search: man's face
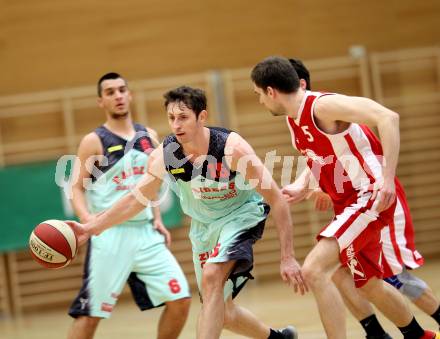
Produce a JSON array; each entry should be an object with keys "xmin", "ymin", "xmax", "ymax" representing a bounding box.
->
[
  {"xmin": 253, "ymin": 84, "xmax": 285, "ymax": 116},
  {"xmin": 167, "ymin": 102, "xmax": 204, "ymax": 144},
  {"xmin": 98, "ymin": 78, "xmax": 132, "ymax": 118}
]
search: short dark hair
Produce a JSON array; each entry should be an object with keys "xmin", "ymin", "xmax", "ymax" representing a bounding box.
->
[
  {"xmin": 289, "ymin": 58, "xmax": 311, "ymax": 90},
  {"xmin": 163, "ymin": 86, "xmax": 207, "ymax": 118},
  {"xmin": 251, "ymin": 56, "xmax": 300, "ymax": 94},
  {"xmin": 97, "ymin": 72, "xmax": 126, "ymax": 97}
]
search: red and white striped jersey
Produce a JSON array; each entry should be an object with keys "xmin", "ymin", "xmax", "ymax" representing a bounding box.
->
[
  {"xmin": 286, "ymin": 91, "xmax": 424, "ymax": 275},
  {"xmin": 286, "ymin": 91, "xmax": 386, "ymax": 214}
]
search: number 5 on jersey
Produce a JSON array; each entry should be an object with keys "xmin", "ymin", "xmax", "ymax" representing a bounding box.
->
[{"xmin": 302, "ymin": 126, "xmax": 314, "ymax": 142}]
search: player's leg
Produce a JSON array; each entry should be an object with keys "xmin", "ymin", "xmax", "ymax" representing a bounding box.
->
[
  {"xmin": 130, "ymin": 242, "xmax": 191, "ymax": 339},
  {"xmin": 412, "ymin": 286, "xmax": 439, "ymax": 316},
  {"xmin": 335, "ymin": 272, "xmax": 439, "ymax": 339},
  {"xmin": 68, "ymin": 231, "xmax": 134, "ymax": 339},
  {"xmin": 413, "ymin": 289, "xmax": 440, "ymax": 327},
  {"xmin": 197, "ymin": 265, "xmax": 297, "ymax": 339},
  {"xmin": 67, "ymin": 317, "xmax": 100, "ymax": 339},
  {"xmin": 333, "ymin": 267, "xmax": 391, "ymax": 339},
  {"xmin": 194, "ymin": 234, "xmax": 274, "ymax": 338},
  {"xmin": 359, "ymin": 276, "xmax": 430, "ymax": 337},
  {"xmin": 340, "ymin": 227, "xmax": 438, "ymax": 338},
  {"xmin": 223, "ymin": 297, "xmax": 269, "ymax": 337},
  {"xmin": 198, "ymin": 260, "xmax": 236, "ymax": 339},
  {"xmin": 385, "ymin": 270, "xmax": 440, "ymax": 328},
  {"xmin": 332, "ymin": 267, "xmax": 374, "ymax": 320},
  {"xmin": 303, "ymin": 192, "xmax": 390, "ymax": 339},
  {"xmin": 157, "ymin": 298, "xmax": 191, "ymax": 339},
  {"xmin": 301, "ymin": 237, "xmax": 347, "ymax": 339},
  {"xmin": 68, "ymin": 242, "xmax": 100, "ymax": 339},
  {"xmin": 193, "ymin": 204, "xmax": 296, "ymax": 338},
  {"xmin": 223, "ymin": 297, "xmax": 297, "ymax": 339},
  {"xmin": 382, "ymin": 189, "xmax": 440, "ymax": 329}
]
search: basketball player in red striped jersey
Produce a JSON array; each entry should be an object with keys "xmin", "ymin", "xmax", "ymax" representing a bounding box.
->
[
  {"xmin": 287, "ymin": 58, "xmax": 440, "ymax": 339},
  {"xmin": 251, "ymin": 56, "xmax": 439, "ymax": 339}
]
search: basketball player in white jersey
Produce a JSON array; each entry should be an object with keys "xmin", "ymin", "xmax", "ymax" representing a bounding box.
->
[{"xmin": 251, "ymin": 56, "xmax": 439, "ymax": 339}]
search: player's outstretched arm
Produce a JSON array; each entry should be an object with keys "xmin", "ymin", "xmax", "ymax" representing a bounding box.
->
[
  {"xmin": 225, "ymin": 132, "xmax": 308, "ymax": 294},
  {"xmin": 69, "ymin": 146, "xmax": 167, "ymax": 244},
  {"xmin": 315, "ymin": 94, "xmax": 400, "ymax": 211}
]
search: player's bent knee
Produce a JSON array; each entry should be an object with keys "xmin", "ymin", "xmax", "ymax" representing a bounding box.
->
[
  {"xmin": 302, "ymin": 244, "xmax": 338, "ymax": 288},
  {"xmin": 301, "ymin": 257, "xmax": 331, "ymax": 288},
  {"xmin": 384, "ymin": 271, "xmax": 427, "ymax": 300},
  {"xmin": 301, "ymin": 262, "xmax": 325, "ymax": 288},
  {"xmin": 166, "ymin": 297, "xmax": 191, "ymax": 313},
  {"xmin": 201, "ymin": 265, "xmax": 226, "ymax": 292}
]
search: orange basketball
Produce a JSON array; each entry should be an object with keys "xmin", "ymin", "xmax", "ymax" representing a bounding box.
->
[{"xmin": 29, "ymin": 220, "xmax": 78, "ymax": 269}]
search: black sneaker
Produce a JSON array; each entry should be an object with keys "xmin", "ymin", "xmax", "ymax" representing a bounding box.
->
[
  {"xmin": 366, "ymin": 333, "xmax": 392, "ymax": 339},
  {"xmin": 278, "ymin": 325, "xmax": 298, "ymax": 339}
]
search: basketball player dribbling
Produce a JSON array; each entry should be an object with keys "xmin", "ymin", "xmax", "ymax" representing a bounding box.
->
[{"xmin": 68, "ymin": 86, "xmax": 307, "ymax": 339}]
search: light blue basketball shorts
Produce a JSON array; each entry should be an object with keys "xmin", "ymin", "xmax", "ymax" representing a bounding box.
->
[
  {"xmin": 190, "ymin": 204, "xmax": 269, "ymax": 301},
  {"xmin": 69, "ymin": 222, "xmax": 190, "ymax": 318}
]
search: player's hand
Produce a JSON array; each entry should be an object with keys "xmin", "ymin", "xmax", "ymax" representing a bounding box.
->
[
  {"xmin": 371, "ymin": 179, "xmax": 396, "ymax": 212},
  {"xmin": 65, "ymin": 220, "xmax": 91, "ymax": 246},
  {"xmin": 280, "ymin": 257, "xmax": 308, "ymax": 295},
  {"xmin": 310, "ymin": 190, "xmax": 333, "ymax": 211},
  {"xmin": 281, "ymin": 184, "xmax": 308, "ymax": 204},
  {"xmin": 154, "ymin": 219, "xmax": 171, "ymax": 247}
]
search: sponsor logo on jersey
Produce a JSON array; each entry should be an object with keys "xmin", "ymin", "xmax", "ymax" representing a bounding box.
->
[
  {"xmin": 346, "ymin": 244, "xmax": 366, "ymax": 281},
  {"xmin": 112, "ymin": 166, "xmax": 146, "ymax": 185},
  {"xmin": 171, "ymin": 168, "xmax": 185, "ymax": 174},
  {"xmin": 301, "ymin": 148, "xmax": 328, "ymax": 165},
  {"xmin": 191, "ymin": 182, "xmax": 238, "ymax": 200},
  {"xmin": 108, "ymin": 145, "xmax": 123, "ymax": 153}
]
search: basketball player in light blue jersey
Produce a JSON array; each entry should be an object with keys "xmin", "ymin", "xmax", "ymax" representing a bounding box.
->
[
  {"xmin": 68, "ymin": 86, "xmax": 307, "ymax": 339},
  {"xmin": 67, "ymin": 73, "xmax": 191, "ymax": 339}
]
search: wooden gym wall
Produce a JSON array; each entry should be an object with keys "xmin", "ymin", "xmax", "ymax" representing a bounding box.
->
[
  {"xmin": 1, "ymin": 0, "xmax": 440, "ymax": 95},
  {"xmin": 1, "ymin": 47, "xmax": 439, "ymax": 314}
]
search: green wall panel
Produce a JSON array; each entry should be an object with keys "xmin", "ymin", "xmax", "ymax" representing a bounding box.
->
[{"xmin": 0, "ymin": 161, "xmax": 183, "ymax": 252}]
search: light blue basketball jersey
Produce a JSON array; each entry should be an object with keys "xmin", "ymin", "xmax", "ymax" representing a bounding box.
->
[
  {"xmin": 86, "ymin": 124, "xmax": 163, "ymax": 245},
  {"xmin": 163, "ymin": 127, "xmax": 268, "ymax": 300},
  {"xmin": 163, "ymin": 127, "xmax": 267, "ymax": 240}
]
